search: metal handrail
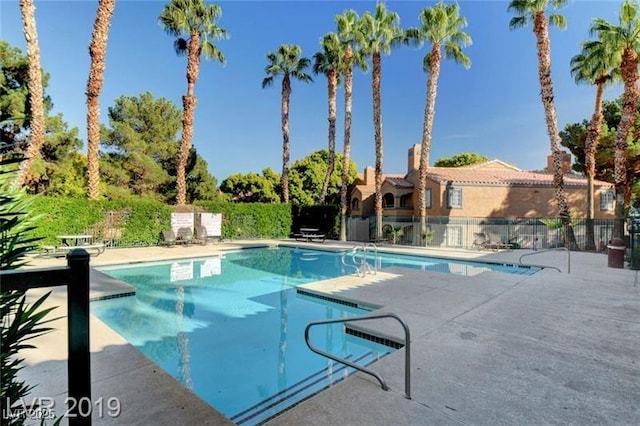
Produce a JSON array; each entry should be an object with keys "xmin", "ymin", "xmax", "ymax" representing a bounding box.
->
[
  {"xmin": 304, "ymin": 312, "xmax": 411, "ymax": 399},
  {"xmin": 364, "ymin": 243, "xmax": 378, "ymax": 275},
  {"xmin": 519, "ymin": 247, "xmax": 570, "ymax": 273},
  {"xmin": 340, "ymin": 245, "xmax": 362, "ymax": 276}
]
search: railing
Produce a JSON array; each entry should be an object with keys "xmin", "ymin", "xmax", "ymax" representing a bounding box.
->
[
  {"xmin": 519, "ymin": 247, "xmax": 570, "ymax": 273},
  {"xmin": 304, "ymin": 312, "xmax": 411, "ymax": 399},
  {"xmin": 0, "ymin": 249, "xmax": 92, "ymax": 425},
  {"xmin": 341, "ymin": 243, "xmax": 379, "ymax": 277}
]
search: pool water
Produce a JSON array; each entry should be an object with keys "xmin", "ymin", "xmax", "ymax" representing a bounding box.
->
[{"xmin": 94, "ymin": 249, "xmax": 393, "ymax": 425}]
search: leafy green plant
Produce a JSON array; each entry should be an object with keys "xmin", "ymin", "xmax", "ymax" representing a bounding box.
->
[{"xmin": 1, "ymin": 156, "xmax": 59, "ymax": 425}]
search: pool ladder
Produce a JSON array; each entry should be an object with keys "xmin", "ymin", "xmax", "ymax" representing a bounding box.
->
[
  {"xmin": 304, "ymin": 312, "xmax": 411, "ymax": 399},
  {"xmin": 341, "ymin": 243, "xmax": 380, "ymax": 277}
]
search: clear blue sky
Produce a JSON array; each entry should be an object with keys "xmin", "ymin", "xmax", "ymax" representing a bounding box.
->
[{"xmin": 0, "ymin": 0, "xmax": 624, "ymax": 181}]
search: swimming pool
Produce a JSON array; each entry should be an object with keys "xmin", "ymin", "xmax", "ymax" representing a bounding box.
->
[
  {"xmin": 94, "ymin": 249, "xmax": 394, "ymax": 425},
  {"xmin": 93, "ymin": 247, "xmax": 537, "ymax": 423}
]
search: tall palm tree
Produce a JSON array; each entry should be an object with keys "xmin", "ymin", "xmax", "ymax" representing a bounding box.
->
[
  {"xmin": 570, "ymin": 38, "xmax": 620, "ymax": 250},
  {"xmin": 159, "ymin": 0, "xmax": 227, "ymax": 206},
  {"xmin": 508, "ymin": 0, "xmax": 578, "ymax": 250},
  {"xmin": 590, "ymin": 0, "xmax": 640, "ymax": 238},
  {"xmin": 313, "ymin": 32, "xmax": 342, "ymax": 204},
  {"xmin": 15, "ymin": 0, "xmax": 45, "ymax": 188},
  {"xmin": 262, "ymin": 44, "xmax": 313, "ymax": 204},
  {"xmin": 360, "ymin": 2, "xmax": 404, "ymax": 241},
  {"xmin": 86, "ymin": 0, "xmax": 116, "ymax": 200},
  {"xmin": 336, "ymin": 10, "xmax": 367, "ymax": 241},
  {"xmin": 406, "ymin": 1, "xmax": 471, "ymax": 241}
]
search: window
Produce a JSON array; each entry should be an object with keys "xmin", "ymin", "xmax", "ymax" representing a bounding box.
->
[
  {"xmin": 399, "ymin": 194, "xmax": 410, "ymax": 208},
  {"xmin": 383, "ymin": 193, "xmax": 395, "ymax": 208},
  {"xmin": 351, "ymin": 197, "xmax": 360, "ymax": 210},
  {"xmin": 425, "ymin": 188, "xmax": 432, "ymax": 209},
  {"xmin": 600, "ymin": 190, "xmax": 614, "ymax": 211},
  {"xmin": 447, "ymin": 188, "xmax": 463, "ymax": 209}
]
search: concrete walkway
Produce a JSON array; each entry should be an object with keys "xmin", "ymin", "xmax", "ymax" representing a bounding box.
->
[{"xmin": 14, "ymin": 242, "xmax": 640, "ymax": 425}]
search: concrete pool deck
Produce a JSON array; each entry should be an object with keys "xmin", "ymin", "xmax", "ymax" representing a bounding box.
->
[{"xmin": 14, "ymin": 240, "xmax": 640, "ymax": 425}]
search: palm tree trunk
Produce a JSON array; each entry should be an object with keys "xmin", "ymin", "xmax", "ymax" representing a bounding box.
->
[
  {"xmin": 584, "ymin": 81, "xmax": 605, "ymax": 251},
  {"xmin": 340, "ymin": 47, "xmax": 354, "ymax": 241},
  {"xmin": 281, "ymin": 75, "xmax": 291, "ymax": 204},
  {"xmin": 85, "ymin": 0, "xmax": 115, "ymax": 200},
  {"xmin": 612, "ymin": 47, "xmax": 639, "ymax": 238},
  {"xmin": 176, "ymin": 32, "xmax": 201, "ymax": 206},
  {"xmin": 418, "ymin": 45, "xmax": 441, "ymax": 240},
  {"xmin": 372, "ymin": 51, "xmax": 384, "ymax": 241},
  {"xmin": 320, "ymin": 68, "xmax": 338, "ymax": 203},
  {"xmin": 15, "ymin": 0, "xmax": 46, "ymax": 189},
  {"xmin": 533, "ymin": 12, "xmax": 577, "ymax": 250}
]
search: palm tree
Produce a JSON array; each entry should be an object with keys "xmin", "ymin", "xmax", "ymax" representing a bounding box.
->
[
  {"xmin": 590, "ymin": 0, "xmax": 640, "ymax": 238},
  {"xmin": 406, "ymin": 1, "xmax": 471, "ymax": 241},
  {"xmin": 360, "ymin": 2, "xmax": 404, "ymax": 241},
  {"xmin": 508, "ymin": 0, "xmax": 578, "ymax": 250},
  {"xmin": 336, "ymin": 10, "xmax": 367, "ymax": 241},
  {"xmin": 15, "ymin": 0, "xmax": 45, "ymax": 188},
  {"xmin": 313, "ymin": 32, "xmax": 342, "ymax": 203},
  {"xmin": 570, "ymin": 38, "xmax": 620, "ymax": 250},
  {"xmin": 262, "ymin": 44, "xmax": 313, "ymax": 204},
  {"xmin": 86, "ymin": 0, "xmax": 116, "ymax": 200},
  {"xmin": 159, "ymin": 0, "xmax": 227, "ymax": 206}
]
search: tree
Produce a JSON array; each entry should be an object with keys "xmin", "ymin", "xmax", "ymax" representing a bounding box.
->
[
  {"xmin": 15, "ymin": 0, "xmax": 46, "ymax": 188},
  {"xmin": 289, "ymin": 149, "xmax": 358, "ymax": 206},
  {"xmin": 159, "ymin": 0, "xmax": 227, "ymax": 206},
  {"xmin": 101, "ymin": 93, "xmax": 181, "ymax": 198},
  {"xmin": 262, "ymin": 44, "xmax": 313, "ymax": 204},
  {"xmin": 220, "ymin": 168, "xmax": 280, "ymax": 203},
  {"xmin": 313, "ymin": 32, "xmax": 342, "ymax": 203},
  {"xmin": 434, "ymin": 152, "xmax": 487, "ymax": 167},
  {"xmin": 360, "ymin": 2, "xmax": 404, "ymax": 241},
  {"xmin": 336, "ymin": 9, "xmax": 367, "ymax": 241},
  {"xmin": 406, "ymin": 1, "xmax": 471, "ymax": 240},
  {"xmin": 28, "ymin": 113, "xmax": 85, "ymax": 196},
  {"xmin": 86, "ymin": 0, "xmax": 116, "ymax": 200},
  {"xmin": 560, "ymin": 97, "xmax": 640, "ymax": 207},
  {"xmin": 590, "ymin": 0, "xmax": 640, "ymax": 238},
  {"xmin": 100, "ymin": 92, "xmax": 217, "ymax": 203},
  {"xmin": 0, "ymin": 41, "xmax": 52, "ymax": 149},
  {"xmin": 570, "ymin": 37, "xmax": 620, "ymax": 250},
  {"xmin": 508, "ymin": 0, "xmax": 578, "ymax": 250}
]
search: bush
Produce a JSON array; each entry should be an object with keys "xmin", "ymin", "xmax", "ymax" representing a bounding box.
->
[{"xmin": 27, "ymin": 197, "xmax": 291, "ymax": 246}]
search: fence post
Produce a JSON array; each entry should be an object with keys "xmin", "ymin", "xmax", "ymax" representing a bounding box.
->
[{"xmin": 66, "ymin": 249, "xmax": 91, "ymax": 425}]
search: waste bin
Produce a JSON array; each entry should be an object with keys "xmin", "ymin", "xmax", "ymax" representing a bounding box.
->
[{"xmin": 607, "ymin": 238, "xmax": 625, "ymax": 268}]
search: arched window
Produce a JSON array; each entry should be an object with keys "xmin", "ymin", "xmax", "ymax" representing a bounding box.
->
[
  {"xmin": 351, "ymin": 197, "xmax": 360, "ymax": 210},
  {"xmin": 399, "ymin": 194, "xmax": 410, "ymax": 208},
  {"xmin": 383, "ymin": 193, "xmax": 395, "ymax": 208}
]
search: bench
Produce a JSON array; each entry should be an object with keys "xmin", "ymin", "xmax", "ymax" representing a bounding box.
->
[
  {"xmin": 294, "ymin": 227, "xmax": 325, "ymax": 242},
  {"xmin": 40, "ymin": 243, "xmax": 106, "ymax": 258}
]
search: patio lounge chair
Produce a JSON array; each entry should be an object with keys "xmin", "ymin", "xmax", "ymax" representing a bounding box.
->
[
  {"xmin": 472, "ymin": 232, "xmax": 489, "ymax": 250},
  {"xmin": 486, "ymin": 233, "xmax": 513, "ymax": 251},
  {"xmin": 176, "ymin": 227, "xmax": 193, "ymax": 245},
  {"xmin": 160, "ymin": 229, "xmax": 176, "ymax": 246},
  {"xmin": 194, "ymin": 226, "xmax": 208, "ymax": 245}
]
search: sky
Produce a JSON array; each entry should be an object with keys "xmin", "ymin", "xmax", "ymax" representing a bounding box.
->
[{"xmin": 0, "ymin": 0, "xmax": 625, "ymax": 182}]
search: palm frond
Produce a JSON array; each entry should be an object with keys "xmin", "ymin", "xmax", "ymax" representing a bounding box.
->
[{"xmin": 549, "ymin": 14, "xmax": 567, "ymax": 29}]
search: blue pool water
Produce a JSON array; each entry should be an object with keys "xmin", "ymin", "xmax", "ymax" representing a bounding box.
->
[
  {"xmin": 94, "ymin": 249, "xmax": 393, "ymax": 425},
  {"xmin": 93, "ymin": 247, "xmax": 537, "ymax": 423}
]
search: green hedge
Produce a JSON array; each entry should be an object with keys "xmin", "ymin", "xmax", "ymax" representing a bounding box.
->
[
  {"xmin": 195, "ymin": 201, "xmax": 292, "ymax": 239},
  {"xmin": 27, "ymin": 197, "xmax": 292, "ymax": 246}
]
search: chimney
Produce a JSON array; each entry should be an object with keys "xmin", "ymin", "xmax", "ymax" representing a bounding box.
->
[
  {"xmin": 364, "ymin": 166, "xmax": 375, "ymax": 185},
  {"xmin": 546, "ymin": 151, "xmax": 572, "ymax": 174},
  {"xmin": 408, "ymin": 144, "xmax": 421, "ymax": 173}
]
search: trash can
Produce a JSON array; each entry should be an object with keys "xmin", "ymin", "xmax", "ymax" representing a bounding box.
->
[{"xmin": 607, "ymin": 238, "xmax": 625, "ymax": 268}]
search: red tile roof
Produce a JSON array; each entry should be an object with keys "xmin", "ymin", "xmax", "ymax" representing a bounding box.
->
[{"xmin": 426, "ymin": 167, "xmax": 613, "ymax": 187}]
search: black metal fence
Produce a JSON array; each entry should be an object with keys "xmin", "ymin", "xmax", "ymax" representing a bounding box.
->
[
  {"xmin": 1, "ymin": 250, "xmax": 92, "ymax": 425},
  {"xmin": 349, "ymin": 216, "xmax": 623, "ymax": 251}
]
